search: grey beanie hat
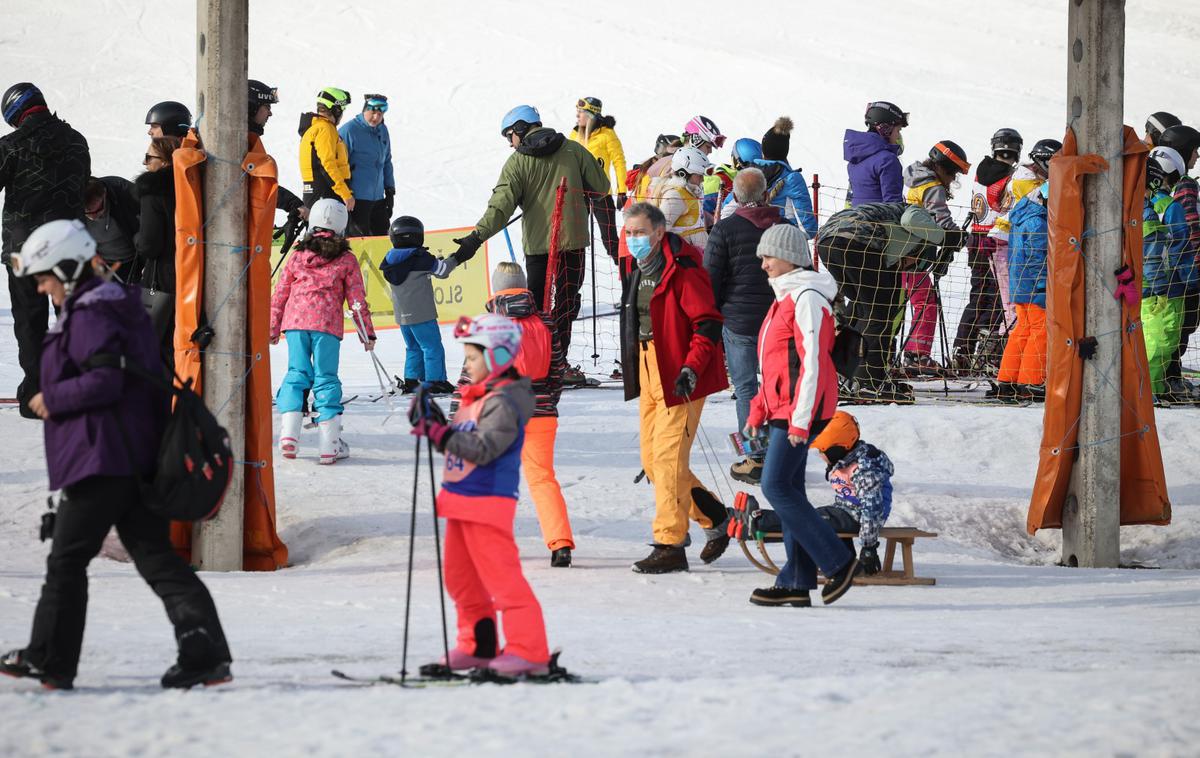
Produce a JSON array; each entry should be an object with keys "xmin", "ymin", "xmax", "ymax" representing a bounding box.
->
[
  {"xmin": 491, "ymin": 264, "xmax": 528, "ymax": 292},
  {"xmin": 756, "ymin": 223, "xmax": 812, "ymax": 268}
]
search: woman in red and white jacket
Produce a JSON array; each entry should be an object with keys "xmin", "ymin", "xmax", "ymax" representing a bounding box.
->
[{"xmin": 744, "ymin": 224, "xmax": 858, "ymax": 608}]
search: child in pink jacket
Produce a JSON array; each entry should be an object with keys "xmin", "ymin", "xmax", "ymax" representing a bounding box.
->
[{"xmin": 269, "ymin": 199, "xmax": 375, "ymax": 464}]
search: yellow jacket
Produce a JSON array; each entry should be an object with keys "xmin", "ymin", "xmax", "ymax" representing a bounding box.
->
[
  {"xmin": 299, "ymin": 114, "xmax": 352, "ymax": 203},
  {"xmin": 990, "ymin": 164, "xmax": 1042, "ymax": 240},
  {"xmin": 570, "ymin": 125, "xmax": 626, "ymax": 197}
]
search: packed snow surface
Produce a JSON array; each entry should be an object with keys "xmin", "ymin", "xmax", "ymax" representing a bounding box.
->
[{"xmin": 3, "ymin": 1, "xmax": 1200, "ymax": 756}]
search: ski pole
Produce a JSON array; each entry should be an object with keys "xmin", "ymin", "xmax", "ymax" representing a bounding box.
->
[
  {"xmin": 589, "ymin": 205, "xmax": 599, "ymax": 365},
  {"xmin": 426, "ymin": 433, "xmax": 452, "ymax": 670},
  {"xmin": 502, "ymin": 227, "xmax": 517, "ymax": 263},
  {"xmin": 399, "ymin": 433, "xmax": 421, "ymax": 684}
]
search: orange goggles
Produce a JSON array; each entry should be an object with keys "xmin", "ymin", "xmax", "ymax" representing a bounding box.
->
[{"xmin": 933, "ymin": 142, "xmax": 971, "ymax": 174}]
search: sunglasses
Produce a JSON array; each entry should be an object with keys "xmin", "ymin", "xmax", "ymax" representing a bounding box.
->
[{"xmin": 143, "ymin": 153, "xmax": 162, "ymax": 164}]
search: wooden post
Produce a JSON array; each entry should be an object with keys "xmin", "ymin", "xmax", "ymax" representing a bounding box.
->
[
  {"xmin": 1062, "ymin": 0, "xmax": 1123, "ymax": 568},
  {"xmin": 192, "ymin": 0, "xmax": 248, "ymax": 571}
]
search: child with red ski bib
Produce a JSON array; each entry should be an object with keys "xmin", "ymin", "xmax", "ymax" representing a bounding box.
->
[
  {"xmin": 270, "ymin": 198, "xmax": 375, "ymax": 464},
  {"xmin": 411, "ymin": 313, "xmax": 549, "ymax": 677}
]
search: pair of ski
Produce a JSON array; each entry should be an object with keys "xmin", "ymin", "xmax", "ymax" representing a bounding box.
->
[{"xmin": 331, "ymin": 652, "xmax": 589, "ymax": 687}]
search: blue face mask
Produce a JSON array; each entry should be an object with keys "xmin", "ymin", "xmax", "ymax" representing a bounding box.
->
[{"xmin": 627, "ymin": 234, "xmax": 653, "ymax": 260}]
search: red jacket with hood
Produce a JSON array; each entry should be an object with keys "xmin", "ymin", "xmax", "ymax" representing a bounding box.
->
[
  {"xmin": 620, "ymin": 233, "xmax": 727, "ymax": 406},
  {"xmin": 747, "ymin": 266, "xmax": 839, "ymax": 439}
]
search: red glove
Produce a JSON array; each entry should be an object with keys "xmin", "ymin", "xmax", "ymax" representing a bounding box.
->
[{"xmin": 411, "ymin": 417, "xmax": 454, "ymax": 451}]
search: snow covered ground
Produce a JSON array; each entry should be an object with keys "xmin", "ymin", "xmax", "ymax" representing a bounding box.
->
[{"xmin": 3, "ymin": 1, "xmax": 1200, "ymax": 756}]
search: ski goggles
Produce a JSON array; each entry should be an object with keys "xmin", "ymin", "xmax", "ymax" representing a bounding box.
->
[
  {"xmin": 932, "ymin": 141, "xmax": 971, "ymax": 174},
  {"xmin": 364, "ymin": 94, "xmax": 388, "ymax": 113},
  {"xmin": 576, "ymin": 97, "xmax": 602, "ymax": 115},
  {"xmin": 453, "ymin": 315, "xmax": 480, "ymax": 340},
  {"xmin": 686, "ymin": 132, "xmax": 726, "ymax": 149}
]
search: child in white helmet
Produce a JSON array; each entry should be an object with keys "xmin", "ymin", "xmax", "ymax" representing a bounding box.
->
[
  {"xmin": 269, "ymin": 198, "xmax": 375, "ymax": 464},
  {"xmin": 410, "ymin": 313, "xmax": 551, "ymax": 678}
]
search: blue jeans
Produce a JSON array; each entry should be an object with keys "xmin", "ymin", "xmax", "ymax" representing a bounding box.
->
[
  {"xmin": 723, "ymin": 327, "xmax": 760, "ymax": 446},
  {"xmin": 277, "ymin": 330, "xmax": 343, "ymax": 422},
  {"xmin": 759, "ymin": 425, "xmax": 852, "ymax": 589},
  {"xmin": 401, "ymin": 320, "xmax": 447, "ymax": 381}
]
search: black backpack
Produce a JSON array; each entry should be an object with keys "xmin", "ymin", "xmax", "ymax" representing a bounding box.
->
[
  {"xmin": 83, "ymin": 353, "xmax": 233, "ymax": 522},
  {"xmin": 797, "ymin": 289, "xmax": 863, "ymax": 380}
]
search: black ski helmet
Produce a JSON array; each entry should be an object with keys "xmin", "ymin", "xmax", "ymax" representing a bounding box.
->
[
  {"xmin": 389, "ymin": 216, "xmax": 424, "ymax": 249},
  {"xmin": 1145, "ymin": 112, "xmax": 1181, "ymax": 144},
  {"xmin": 2, "ymin": 82, "xmax": 47, "ymax": 127},
  {"xmin": 1158, "ymin": 125, "xmax": 1200, "ymax": 161},
  {"xmin": 249, "ymin": 80, "xmax": 278, "ymax": 108},
  {"xmin": 145, "ymin": 101, "xmax": 192, "ymax": 137},
  {"xmin": 1029, "ymin": 138, "xmax": 1063, "ymax": 174},
  {"xmin": 928, "ymin": 140, "xmax": 971, "ymax": 174},
  {"xmin": 864, "ymin": 101, "xmax": 909, "ymax": 129},
  {"xmin": 990, "ymin": 127, "xmax": 1024, "ymax": 156}
]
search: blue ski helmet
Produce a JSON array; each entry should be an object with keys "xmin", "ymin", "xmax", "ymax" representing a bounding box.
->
[
  {"xmin": 500, "ymin": 105, "xmax": 541, "ymax": 137},
  {"xmin": 732, "ymin": 138, "xmax": 763, "ymax": 167}
]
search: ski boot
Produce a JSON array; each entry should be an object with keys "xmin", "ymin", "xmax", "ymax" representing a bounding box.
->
[
  {"xmin": 279, "ymin": 411, "xmax": 302, "ymax": 459},
  {"xmin": 550, "ymin": 546, "xmax": 572, "ymax": 568},
  {"xmin": 161, "ymin": 660, "xmax": 232, "ymax": 689},
  {"xmin": 486, "ymin": 653, "xmax": 550, "ymax": 678},
  {"xmin": 396, "ymin": 377, "xmax": 420, "ymax": 395},
  {"xmin": 0, "ymin": 649, "xmax": 72, "ymax": 690},
  {"xmin": 726, "ymin": 492, "xmax": 762, "ymax": 541},
  {"xmin": 318, "ymin": 417, "xmax": 350, "ymax": 465},
  {"xmin": 427, "ymin": 380, "xmax": 457, "ymax": 395},
  {"xmin": 749, "ymin": 586, "xmax": 812, "ymax": 607}
]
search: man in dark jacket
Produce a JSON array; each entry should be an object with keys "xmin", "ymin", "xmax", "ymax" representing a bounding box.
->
[
  {"xmin": 620, "ymin": 202, "xmax": 729, "ymax": 574},
  {"xmin": 0, "ymin": 82, "xmax": 91, "ymax": 418},
  {"xmin": 703, "ymin": 167, "xmax": 786, "ymax": 484},
  {"xmin": 83, "ymin": 176, "xmax": 140, "ymax": 279},
  {"xmin": 455, "ymin": 105, "xmax": 611, "ymax": 359},
  {"xmin": 816, "ymin": 202, "xmax": 944, "ymax": 403},
  {"xmin": 248, "ymin": 79, "xmax": 308, "ymax": 221}
]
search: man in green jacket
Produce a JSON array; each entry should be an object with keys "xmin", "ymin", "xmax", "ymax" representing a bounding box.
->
[{"xmin": 454, "ymin": 105, "xmax": 610, "ymax": 356}]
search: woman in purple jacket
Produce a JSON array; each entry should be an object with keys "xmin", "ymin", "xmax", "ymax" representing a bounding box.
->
[
  {"xmin": 0, "ymin": 220, "xmax": 232, "ymax": 691},
  {"xmin": 843, "ymin": 101, "xmax": 907, "ymax": 206}
]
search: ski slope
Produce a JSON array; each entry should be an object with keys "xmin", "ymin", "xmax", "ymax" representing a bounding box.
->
[{"xmin": 3, "ymin": 1, "xmax": 1200, "ymax": 756}]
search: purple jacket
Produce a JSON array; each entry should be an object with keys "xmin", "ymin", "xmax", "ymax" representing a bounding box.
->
[
  {"xmin": 843, "ymin": 129, "xmax": 904, "ymax": 206},
  {"xmin": 40, "ymin": 277, "xmax": 167, "ymax": 490}
]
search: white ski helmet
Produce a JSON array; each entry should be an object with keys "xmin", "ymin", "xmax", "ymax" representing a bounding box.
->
[
  {"xmin": 453, "ymin": 313, "xmax": 522, "ymax": 378},
  {"xmin": 1148, "ymin": 146, "xmax": 1187, "ymax": 191},
  {"xmin": 11, "ymin": 219, "xmax": 97, "ymax": 285},
  {"xmin": 309, "ymin": 198, "xmax": 349, "ymax": 235},
  {"xmin": 671, "ymin": 146, "xmax": 713, "ymax": 178}
]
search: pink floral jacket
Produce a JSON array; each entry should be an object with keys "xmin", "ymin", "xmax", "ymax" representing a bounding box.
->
[{"xmin": 270, "ymin": 249, "xmax": 376, "ymax": 341}]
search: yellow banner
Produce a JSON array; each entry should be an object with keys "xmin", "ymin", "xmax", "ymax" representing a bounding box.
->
[{"xmin": 271, "ymin": 226, "xmax": 491, "ymax": 332}]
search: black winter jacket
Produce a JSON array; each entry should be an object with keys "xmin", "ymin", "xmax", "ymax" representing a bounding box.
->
[
  {"xmin": 702, "ymin": 205, "xmax": 787, "ymax": 336},
  {"xmin": 0, "ymin": 111, "xmax": 91, "ymax": 263},
  {"xmin": 134, "ymin": 169, "xmax": 176, "ymax": 292}
]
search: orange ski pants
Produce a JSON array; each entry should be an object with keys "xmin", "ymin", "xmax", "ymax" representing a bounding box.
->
[
  {"xmin": 443, "ymin": 518, "xmax": 549, "ymax": 664},
  {"xmin": 638, "ymin": 341, "xmax": 720, "ymax": 546},
  {"xmin": 997, "ymin": 303, "xmax": 1047, "ymax": 385},
  {"xmin": 522, "ymin": 416, "xmax": 574, "ymax": 551}
]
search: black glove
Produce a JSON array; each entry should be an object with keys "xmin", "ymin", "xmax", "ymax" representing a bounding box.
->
[
  {"xmin": 616, "ymin": 193, "xmax": 627, "ymax": 210},
  {"xmin": 407, "ymin": 383, "xmax": 447, "ymax": 427},
  {"xmin": 384, "ymin": 188, "xmax": 395, "ymax": 218},
  {"xmin": 674, "ymin": 366, "xmax": 697, "ymax": 398},
  {"xmin": 452, "ymin": 231, "xmax": 483, "ymax": 262},
  {"xmin": 859, "ymin": 542, "xmax": 881, "ymax": 576}
]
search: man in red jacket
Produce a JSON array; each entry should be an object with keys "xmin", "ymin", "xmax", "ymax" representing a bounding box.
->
[{"xmin": 620, "ymin": 202, "xmax": 729, "ymax": 574}]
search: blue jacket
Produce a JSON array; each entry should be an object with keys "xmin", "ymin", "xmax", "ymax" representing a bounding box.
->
[
  {"xmin": 843, "ymin": 129, "xmax": 904, "ymax": 206},
  {"xmin": 751, "ymin": 158, "xmax": 818, "ymax": 237},
  {"xmin": 1142, "ymin": 192, "xmax": 1194, "ymax": 297},
  {"xmin": 826, "ymin": 441, "xmax": 894, "ymax": 547},
  {"xmin": 1007, "ymin": 194, "xmax": 1048, "ymax": 307},
  {"xmin": 338, "ymin": 114, "xmax": 394, "ymax": 201}
]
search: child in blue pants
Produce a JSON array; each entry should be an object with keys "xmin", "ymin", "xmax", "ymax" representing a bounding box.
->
[
  {"xmin": 382, "ymin": 215, "xmax": 470, "ymax": 394},
  {"xmin": 270, "ymin": 200, "xmax": 376, "ymax": 464}
]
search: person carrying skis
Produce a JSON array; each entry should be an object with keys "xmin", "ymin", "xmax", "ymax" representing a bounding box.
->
[
  {"xmin": 619, "ymin": 202, "xmax": 729, "ymax": 574},
  {"xmin": 270, "ymin": 198, "xmax": 375, "ymax": 464},
  {"xmin": 899, "ymin": 140, "xmax": 970, "ymax": 376},
  {"xmin": 731, "ymin": 411, "xmax": 893, "ymax": 578},
  {"xmin": 1141, "ymin": 146, "xmax": 1192, "ymax": 398},
  {"xmin": 953, "ymin": 128, "xmax": 1022, "ymax": 374},
  {"xmin": 411, "ymin": 313, "xmax": 551, "ymax": 677},
  {"xmin": 339, "ymin": 93, "xmax": 395, "ymax": 236},
  {"xmin": 742, "ymin": 224, "xmax": 858, "ymax": 607},
  {"xmin": 1, "ymin": 219, "xmax": 232, "ymax": 690},
  {"xmin": 298, "ymin": 87, "xmax": 354, "ymax": 211},
  {"xmin": 454, "ymin": 262, "xmax": 576, "ymax": 567},
  {"xmin": 381, "ymin": 215, "xmax": 465, "ymax": 395},
  {"xmin": 844, "ymin": 101, "xmax": 907, "ymax": 206}
]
